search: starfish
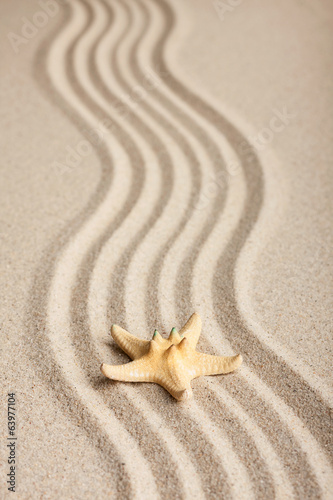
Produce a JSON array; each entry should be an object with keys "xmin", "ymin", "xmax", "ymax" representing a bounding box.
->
[{"xmin": 100, "ymin": 313, "xmax": 242, "ymax": 401}]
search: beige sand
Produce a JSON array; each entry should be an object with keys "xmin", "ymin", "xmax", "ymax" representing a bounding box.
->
[{"xmin": 0, "ymin": 0, "xmax": 332, "ymax": 498}]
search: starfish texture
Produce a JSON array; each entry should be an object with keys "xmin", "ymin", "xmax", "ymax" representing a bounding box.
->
[{"xmin": 100, "ymin": 313, "xmax": 242, "ymax": 401}]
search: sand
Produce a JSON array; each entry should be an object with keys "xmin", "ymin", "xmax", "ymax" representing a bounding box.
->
[{"xmin": 0, "ymin": 0, "xmax": 332, "ymax": 498}]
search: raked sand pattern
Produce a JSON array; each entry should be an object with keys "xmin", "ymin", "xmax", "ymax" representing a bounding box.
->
[{"xmin": 1, "ymin": 0, "xmax": 333, "ymax": 498}]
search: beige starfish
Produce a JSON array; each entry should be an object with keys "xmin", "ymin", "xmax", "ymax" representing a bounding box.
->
[{"xmin": 100, "ymin": 313, "xmax": 242, "ymax": 401}]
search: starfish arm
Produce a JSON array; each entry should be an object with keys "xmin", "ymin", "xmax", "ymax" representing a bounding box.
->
[
  {"xmin": 179, "ymin": 312, "xmax": 202, "ymax": 349},
  {"xmin": 111, "ymin": 325, "xmax": 150, "ymax": 360},
  {"xmin": 194, "ymin": 352, "xmax": 242, "ymax": 377},
  {"xmin": 152, "ymin": 344, "xmax": 193, "ymax": 401},
  {"xmin": 157, "ymin": 374, "xmax": 193, "ymax": 401},
  {"xmin": 100, "ymin": 358, "xmax": 154, "ymax": 383}
]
